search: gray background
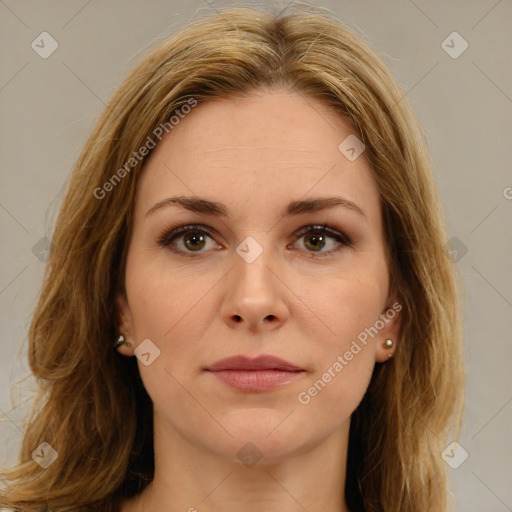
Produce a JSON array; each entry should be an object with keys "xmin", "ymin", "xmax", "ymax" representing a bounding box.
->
[{"xmin": 1, "ymin": 0, "xmax": 511, "ymax": 510}]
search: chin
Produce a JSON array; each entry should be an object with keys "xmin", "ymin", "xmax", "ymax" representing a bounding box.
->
[{"xmin": 203, "ymin": 412, "xmax": 317, "ymax": 465}]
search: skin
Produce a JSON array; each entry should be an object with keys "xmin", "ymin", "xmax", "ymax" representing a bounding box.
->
[{"xmin": 116, "ymin": 88, "xmax": 401, "ymax": 512}]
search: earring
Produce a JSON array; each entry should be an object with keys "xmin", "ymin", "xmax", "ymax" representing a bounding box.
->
[
  {"xmin": 114, "ymin": 334, "xmax": 131, "ymax": 348},
  {"xmin": 384, "ymin": 338, "xmax": 394, "ymax": 359}
]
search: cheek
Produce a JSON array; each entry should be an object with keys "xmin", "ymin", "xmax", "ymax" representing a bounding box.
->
[
  {"xmin": 306, "ymin": 269, "xmax": 387, "ymax": 349},
  {"xmin": 293, "ymin": 273, "xmax": 385, "ymax": 393},
  {"xmin": 289, "ymin": 272, "xmax": 386, "ymax": 418},
  {"xmin": 296, "ymin": 352, "xmax": 375, "ymax": 429},
  {"xmin": 124, "ymin": 247, "xmax": 214, "ymax": 340},
  {"xmin": 124, "ymin": 251, "xmax": 220, "ymax": 406}
]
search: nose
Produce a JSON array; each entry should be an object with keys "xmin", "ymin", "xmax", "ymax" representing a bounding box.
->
[{"xmin": 220, "ymin": 239, "xmax": 290, "ymax": 333}]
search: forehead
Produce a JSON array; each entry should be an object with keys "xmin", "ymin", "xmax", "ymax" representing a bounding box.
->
[{"xmin": 135, "ymin": 90, "xmax": 380, "ymax": 223}]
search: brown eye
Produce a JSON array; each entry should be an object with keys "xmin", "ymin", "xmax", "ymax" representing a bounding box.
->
[
  {"xmin": 158, "ymin": 225, "xmax": 219, "ymax": 256},
  {"xmin": 182, "ymin": 231, "xmax": 207, "ymax": 251},
  {"xmin": 292, "ymin": 224, "xmax": 352, "ymax": 258},
  {"xmin": 158, "ymin": 223, "xmax": 351, "ymax": 258},
  {"xmin": 303, "ymin": 232, "xmax": 327, "ymax": 252}
]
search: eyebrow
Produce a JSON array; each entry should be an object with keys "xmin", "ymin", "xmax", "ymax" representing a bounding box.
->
[{"xmin": 145, "ymin": 195, "xmax": 367, "ymax": 220}]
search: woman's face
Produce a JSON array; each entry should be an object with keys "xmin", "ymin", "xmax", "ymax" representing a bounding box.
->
[{"xmin": 117, "ymin": 89, "xmax": 401, "ymax": 463}]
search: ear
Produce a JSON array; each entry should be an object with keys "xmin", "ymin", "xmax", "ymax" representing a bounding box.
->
[
  {"xmin": 115, "ymin": 292, "xmax": 135, "ymax": 356},
  {"xmin": 374, "ymin": 296, "xmax": 403, "ymax": 363}
]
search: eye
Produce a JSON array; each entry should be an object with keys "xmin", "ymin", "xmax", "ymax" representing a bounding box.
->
[
  {"xmin": 291, "ymin": 224, "xmax": 352, "ymax": 257},
  {"xmin": 157, "ymin": 224, "xmax": 220, "ymax": 257},
  {"xmin": 157, "ymin": 223, "xmax": 352, "ymax": 257}
]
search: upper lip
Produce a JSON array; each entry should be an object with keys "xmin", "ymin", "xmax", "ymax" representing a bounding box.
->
[{"xmin": 205, "ymin": 355, "xmax": 304, "ymax": 372}]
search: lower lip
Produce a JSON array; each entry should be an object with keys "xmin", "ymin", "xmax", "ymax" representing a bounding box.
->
[{"xmin": 207, "ymin": 369, "xmax": 304, "ymax": 392}]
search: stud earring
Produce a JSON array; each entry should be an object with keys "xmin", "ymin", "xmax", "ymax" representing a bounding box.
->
[
  {"xmin": 383, "ymin": 339, "xmax": 394, "ymax": 359},
  {"xmin": 114, "ymin": 334, "xmax": 131, "ymax": 348}
]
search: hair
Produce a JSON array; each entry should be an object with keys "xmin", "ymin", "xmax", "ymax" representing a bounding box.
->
[{"xmin": 0, "ymin": 2, "xmax": 465, "ymax": 511}]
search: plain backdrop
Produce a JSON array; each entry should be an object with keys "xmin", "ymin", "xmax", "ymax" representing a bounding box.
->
[{"xmin": 1, "ymin": 1, "xmax": 511, "ymax": 510}]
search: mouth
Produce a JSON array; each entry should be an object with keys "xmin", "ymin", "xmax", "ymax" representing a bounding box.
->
[{"xmin": 204, "ymin": 354, "xmax": 306, "ymax": 392}]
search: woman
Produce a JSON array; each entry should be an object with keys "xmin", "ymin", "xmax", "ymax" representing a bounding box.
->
[{"xmin": 0, "ymin": 3, "xmax": 465, "ymax": 511}]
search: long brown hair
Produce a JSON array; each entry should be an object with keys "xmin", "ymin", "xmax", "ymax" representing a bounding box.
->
[{"xmin": 0, "ymin": 3, "xmax": 465, "ymax": 511}]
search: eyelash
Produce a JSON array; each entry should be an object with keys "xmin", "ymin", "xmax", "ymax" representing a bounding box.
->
[{"xmin": 157, "ymin": 223, "xmax": 352, "ymax": 258}]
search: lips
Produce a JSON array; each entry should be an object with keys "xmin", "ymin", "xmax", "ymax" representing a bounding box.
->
[
  {"xmin": 204, "ymin": 354, "xmax": 304, "ymax": 372},
  {"xmin": 204, "ymin": 355, "xmax": 306, "ymax": 392}
]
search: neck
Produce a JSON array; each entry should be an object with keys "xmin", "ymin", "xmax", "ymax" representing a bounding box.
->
[{"xmin": 126, "ymin": 410, "xmax": 352, "ymax": 512}]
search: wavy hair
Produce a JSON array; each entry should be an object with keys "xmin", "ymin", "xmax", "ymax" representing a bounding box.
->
[{"xmin": 0, "ymin": 3, "xmax": 465, "ymax": 511}]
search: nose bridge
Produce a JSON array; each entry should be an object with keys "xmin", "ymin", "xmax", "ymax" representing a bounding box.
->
[
  {"xmin": 220, "ymin": 231, "xmax": 289, "ymax": 329},
  {"xmin": 233, "ymin": 232, "xmax": 276, "ymax": 294}
]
